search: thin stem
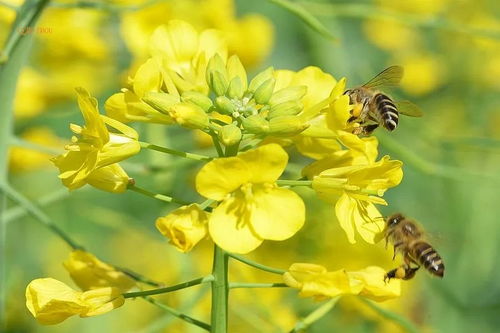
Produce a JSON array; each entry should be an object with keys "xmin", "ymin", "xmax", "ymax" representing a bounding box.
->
[
  {"xmin": 228, "ymin": 253, "xmax": 287, "ymax": 275},
  {"xmin": 199, "ymin": 199, "xmax": 215, "ymax": 211},
  {"xmin": 114, "ymin": 266, "xmax": 162, "ymax": 287},
  {"xmin": 139, "ymin": 141, "xmax": 212, "ymax": 162},
  {"xmin": 123, "ymin": 276, "xmax": 214, "ymax": 299},
  {"xmin": 3, "ymin": 184, "xmax": 82, "ymax": 250},
  {"xmin": 229, "ymin": 282, "xmax": 288, "ymax": 289},
  {"xmin": 276, "ymin": 180, "xmax": 313, "ymax": 187},
  {"xmin": 143, "ymin": 296, "xmax": 211, "ymax": 331},
  {"xmin": 128, "ymin": 184, "xmax": 191, "ymax": 206},
  {"xmin": 210, "ymin": 245, "xmax": 229, "ymax": 333},
  {"xmin": 359, "ymin": 298, "xmax": 419, "ymax": 333},
  {"xmin": 210, "ymin": 131, "xmax": 224, "ymax": 157},
  {"xmin": 289, "ymin": 297, "xmax": 340, "ymax": 332}
]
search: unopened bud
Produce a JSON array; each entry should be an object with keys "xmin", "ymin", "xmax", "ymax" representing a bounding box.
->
[
  {"xmin": 268, "ymin": 101, "xmax": 303, "ymax": 118},
  {"xmin": 169, "ymin": 103, "xmax": 209, "ymax": 129},
  {"xmin": 242, "ymin": 115, "xmax": 269, "ymax": 134},
  {"xmin": 226, "ymin": 55, "xmax": 248, "ymax": 91},
  {"xmin": 269, "ymin": 86, "xmax": 307, "ymax": 106},
  {"xmin": 248, "ymin": 67, "xmax": 274, "ymax": 92},
  {"xmin": 227, "ymin": 77, "xmax": 244, "ymax": 99},
  {"xmin": 215, "ymin": 96, "xmax": 236, "ymax": 115},
  {"xmin": 219, "ymin": 124, "xmax": 242, "ymax": 146},
  {"xmin": 206, "ymin": 53, "xmax": 227, "ymax": 85},
  {"xmin": 181, "ymin": 91, "xmax": 213, "ymax": 112},
  {"xmin": 254, "ymin": 78, "xmax": 276, "ymax": 104},
  {"xmin": 210, "ymin": 71, "xmax": 228, "ymax": 96},
  {"xmin": 268, "ymin": 116, "xmax": 309, "ymax": 136},
  {"xmin": 142, "ymin": 92, "xmax": 179, "ymax": 114}
]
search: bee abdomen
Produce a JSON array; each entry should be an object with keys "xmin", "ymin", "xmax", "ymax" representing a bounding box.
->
[
  {"xmin": 413, "ymin": 241, "xmax": 445, "ymax": 278},
  {"xmin": 374, "ymin": 93, "xmax": 399, "ymax": 131}
]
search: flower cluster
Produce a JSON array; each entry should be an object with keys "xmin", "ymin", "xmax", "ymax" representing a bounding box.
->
[{"xmin": 37, "ymin": 18, "xmax": 407, "ymax": 327}]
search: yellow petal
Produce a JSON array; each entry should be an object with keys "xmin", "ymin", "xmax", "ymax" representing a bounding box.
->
[
  {"xmin": 25, "ymin": 278, "xmax": 87, "ymax": 325},
  {"xmin": 347, "ymin": 266, "xmax": 401, "ymax": 302},
  {"xmin": 150, "ymin": 21, "xmax": 199, "ymax": 66},
  {"xmin": 80, "ymin": 287, "xmax": 125, "ymax": 317},
  {"xmin": 86, "ymin": 164, "xmax": 130, "ymax": 194},
  {"xmin": 195, "ymin": 157, "xmax": 249, "ymax": 200},
  {"xmin": 237, "ymin": 144, "xmax": 288, "ymax": 184},
  {"xmin": 353, "ymin": 201, "xmax": 385, "ymax": 244},
  {"xmin": 208, "ymin": 197, "xmax": 263, "ymax": 254},
  {"xmin": 133, "ymin": 58, "xmax": 161, "ymax": 97},
  {"xmin": 250, "ymin": 186, "xmax": 305, "ymax": 241},
  {"xmin": 300, "ymin": 270, "xmax": 351, "ymax": 299},
  {"xmin": 75, "ymin": 87, "xmax": 109, "ymax": 144},
  {"xmin": 335, "ymin": 193, "xmax": 357, "ymax": 244}
]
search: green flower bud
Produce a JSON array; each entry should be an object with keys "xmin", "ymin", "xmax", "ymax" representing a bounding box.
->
[
  {"xmin": 226, "ymin": 55, "xmax": 248, "ymax": 91},
  {"xmin": 268, "ymin": 101, "xmax": 304, "ymax": 118},
  {"xmin": 181, "ymin": 91, "xmax": 213, "ymax": 112},
  {"xmin": 215, "ymin": 96, "xmax": 236, "ymax": 115},
  {"xmin": 219, "ymin": 124, "xmax": 242, "ymax": 146},
  {"xmin": 169, "ymin": 102, "xmax": 209, "ymax": 130},
  {"xmin": 248, "ymin": 67, "xmax": 274, "ymax": 93},
  {"xmin": 227, "ymin": 77, "xmax": 244, "ymax": 99},
  {"xmin": 210, "ymin": 71, "xmax": 228, "ymax": 96},
  {"xmin": 254, "ymin": 78, "xmax": 276, "ymax": 105},
  {"xmin": 206, "ymin": 53, "xmax": 227, "ymax": 85},
  {"xmin": 269, "ymin": 86, "xmax": 307, "ymax": 106},
  {"xmin": 268, "ymin": 116, "xmax": 309, "ymax": 136},
  {"xmin": 242, "ymin": 115, "xmax": 269, "ymax": 134},
  {"xmin": 142, "ymin": 92, "xmax": 179, "ymax": 114}
]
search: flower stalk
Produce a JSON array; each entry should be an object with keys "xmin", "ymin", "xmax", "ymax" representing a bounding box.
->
[
  {"xmin": 123, "ymin": 276, "xmax": 214, "ymax": 299},
  {"xmin": 210, "ymin": 245, "xmax": 229, "ymax": 333}
]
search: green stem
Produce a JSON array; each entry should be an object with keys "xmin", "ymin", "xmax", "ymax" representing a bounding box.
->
[
  {"xmin": 229, "ymin": 282, "xmax": 288, "ymax": 289},
  {"xmin": 228, "ymin": 253, "xmax": 286, "ymax": 275},
  {"xmin": 123, "ymin": 276, "xmax": 214, "ymax": 299},
  {"xmin": 128, "ymin": 184, "xmax": 191, "ymax": 206},
  {"xmin": 199, "ymin": 199, "xmax": 216, "ymax": 210},
  {"xmin": 210, "ymin": 132, "xmax": 224, "ymax": 157},
  {"xmin": 114, "ymin": 266, "xmax": 162, "ymax": 287},
  {"xmin": 143, "ymin": 296, "xmax": 211, "ymax": 331},
  {"xmin": 210, "ymin": 245, "xmax": 229, "ymax": 333},
  {"xmin": 359, "ymin": 298, "xmax": 419, "ymax": 333},
  {"xmin": 276, "ymin": 180, "xmax": 313, "ymax": 187},
  {"xmin": 139, "ymin": 141, "xmax": 212, "ymax": 162},
  {"xmin": 3, "ymin": 184, "xmax": 82, "ymax": 250},
  {"xmin": 289, "ymin": 297, "xmax": 340, "ymax": 332}
]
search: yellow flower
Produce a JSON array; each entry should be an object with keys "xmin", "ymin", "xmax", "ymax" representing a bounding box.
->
[
  {"xmin": 52, "ymin": 88, "xmax": 140, "ymax": 190},
  {"xmin": 150, "ymin": 20, "xmax": 227, "ymax": 94},
  {"xmin": 86, "ymin": 163, "xmax": 131, "ymax": 193},
  {"xmin": 283, "ymin": 263, "xmax": 400, "ymax": 302},
  {"xmin": 195, "ymin": 144, "xmax": 305, "ymax": 253},
  {"xmin": 105, "ymin": 58, "xmax": 174, "ymax": 124},
  {"xmin": 63, "ymin": 250, "xmax": 137, "ymax": 292},
  {"xmin": 26, "ymin": 278, "xmax": 124, "ymax": 325},
  {"xmin": 311, "ymin": 154, "xmax": 403, "ymax": 243},
  {"xmin": 156, "ymin": 204, "xmax": 209, "ymax": 253}
]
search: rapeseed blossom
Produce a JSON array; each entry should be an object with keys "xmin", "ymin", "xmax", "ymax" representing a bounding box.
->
[{"xmin": 196, "ymin": 144, "xmax": 305, "ymax": 253}]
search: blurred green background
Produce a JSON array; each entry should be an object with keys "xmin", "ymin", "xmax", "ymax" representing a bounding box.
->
[{"xmin": 2, "ymin": 0, "xmax": 500, "ymax": 332}]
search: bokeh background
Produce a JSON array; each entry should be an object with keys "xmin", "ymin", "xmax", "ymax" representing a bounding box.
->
[{"xmin": 2, "ymin": 0, "xmax": 500, "ymax": 332}]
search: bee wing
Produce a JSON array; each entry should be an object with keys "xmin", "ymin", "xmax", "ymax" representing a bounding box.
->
[
  {"xmin": 362, "ymin": 66, "xmax": 404, "ymax": 89},
  {"xmin": 395, "ymin": 100, "xmax": 423, "ymax": 117}
]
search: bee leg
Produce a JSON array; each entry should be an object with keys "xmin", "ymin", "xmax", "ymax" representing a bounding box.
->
[
  {"xmin": 384, "ymin": 265, "xmax": 420, "ymax": 282},
  {"xmin": 362, "ymin": 124, "xmax": 379, "ymax": 135},
  {"xmin": 392, "ymin": 242, "xmax": 403, "ymax": 260}
]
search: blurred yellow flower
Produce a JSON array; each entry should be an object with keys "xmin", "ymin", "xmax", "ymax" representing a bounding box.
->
[
  {"xmin": 311, "ymin": 154, "xmax": 403, "ymax": 243},
  {"xmin": 150, "ymin": 20, "xmax": 227, "ymax": 94},
  {"xmin": 8, "ymin": 127, "xmax": 64, "ymax": 173},
  {"xmin": 52, "ymin": 88, "xmax": 140, "ymax": 190},
  {"xmin": 195, "ymin": 144, "xmax": 305, "ymax": 253},
  {"xmin": 399, "ymin": 53, "xmax": 445, "ymax": 95},
  {"xmin": 120, "ymin": 0, "xmax": 273, "ymax": 69},
  {"xmin": 283, "ymin": 263, "xmax": 400, "ymax": 302},
  {"xmin": 363, "ymin": 19, "xmax": 420, "ymax": 52},
  {"xmin": 63, "ymin": 250, "xmax": 137, "ymax": 292},
  {"xmin": 26, "ymin": 278, "xmax": 124, "ymax": 325},
  {"xmin": 156, "ymin": 204, "xmax": 209, "ymax": 253}
]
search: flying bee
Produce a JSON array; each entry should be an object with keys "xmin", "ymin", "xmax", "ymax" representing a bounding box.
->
[
  {"xmin": 384, "ymin": 213, "xmax": 444, "ymax": 281},
  {"xmin": 344, "ymin": 66, "xmax": 423, "ymax": 135}
]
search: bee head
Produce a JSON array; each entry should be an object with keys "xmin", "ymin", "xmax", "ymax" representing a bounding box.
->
[{"xmin": 386, "ymin": 213, "xmax": 405, "ymax": 227}]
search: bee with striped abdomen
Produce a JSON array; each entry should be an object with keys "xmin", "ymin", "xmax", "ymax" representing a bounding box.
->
[
  {"xmin": 344, "ymin": 66, "xmax": 423, "ymax": 135},
  {"xmin": 384, "ymin": 213, "xmax": 445, "ymax": 281}
]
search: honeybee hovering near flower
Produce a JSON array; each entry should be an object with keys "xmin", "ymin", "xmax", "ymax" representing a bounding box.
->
[
  {"xmin": 384, "ymin": 213, "xmax": 445, "ymax": 281},
  {"xmin": 344, "ymin": 66, "xmax": 423, "ymax": 135}
]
